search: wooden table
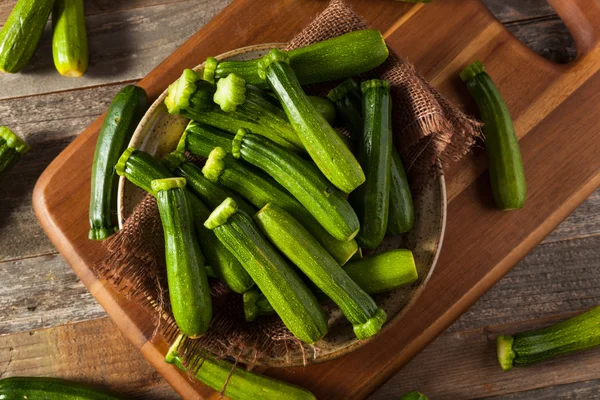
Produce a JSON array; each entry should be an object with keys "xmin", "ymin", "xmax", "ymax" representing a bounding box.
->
[{"xmin": 0, "ymin": 1, "xmax": 597, "ymax": 399}]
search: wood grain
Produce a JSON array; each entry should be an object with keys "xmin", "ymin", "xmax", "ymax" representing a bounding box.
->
[
  {"xmin": 485, "ymin": 0, "xmax": 556, "ymax": 23},
  {"xmin": 0, "ymin": 0, "xmax": 232, "ymax": 100},
  {"xmin": 0, "ymin": 318, "xmax": 179, "ymax": 399}
]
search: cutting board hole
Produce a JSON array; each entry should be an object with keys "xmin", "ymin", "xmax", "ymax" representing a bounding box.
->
[{"xmin": 483, "ymin": 0, "xmax": 576, "ymax": 63}]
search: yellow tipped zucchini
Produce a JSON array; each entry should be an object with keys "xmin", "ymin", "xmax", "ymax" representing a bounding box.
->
[
  {"xmin": 152, "ymin": 177, "xmax": 211, "ymax": 338},
  {"xmin": 232, "ymin": 129, "xmax": 359, "ymax": 241},
  {"xmin": 0, "ymin": 377, "xmax": 122, "ymax": 399},
  {"xmin": 115, "ymin": 148, "xmax": 254, "ymax": 293},
  {"xmin": 202, "ymin": 147, "xmax": 358, "ymax": 265},
  {"xmin": 166, "ymin": 335, "xmax": 316, "ymax": 400},
  {"xmin": 205, "ymin": 198, "xmax": 327, "ymax": 344},
  {"xmin": 0, "ymin": 0, "xmax": 55, "ymax": 73},
  {"xmin": 259, "ymin": 49, "xmax": 365, "ymax": 193},
  {"xmin": 497, "ymin": 306, "xmax": 600, "ymax": 371},
  {"xmin": 89, "ymin": 85, "xmax": 148, "ymax": 240},
  {"xmin": 255, "ymin": 203, "xmax": 386, "ymax": 339},
  {"xmin": 0, "ymin": 126, "xmax": 30, "ymax": 179},
  {"xmin": 52, "ymin": 0, "xmax": 88, "ymax": 77},
  {"xmin": 351, "ymin": 80, "xmax": 393, "ymax": 248},
  {"xmin": 460, "ymin": 60, "xmax": 526, "ymax": 210}
]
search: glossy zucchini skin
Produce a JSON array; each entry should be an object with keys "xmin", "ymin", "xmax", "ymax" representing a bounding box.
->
[
  {"xmin": 116, "ymin": 149, "xmax": 253, "ymax": 294},
  {"xmin": 0, "ymin": 0, "xmax": 55, "ymax": 73},
  {"xmin": 328, "ymin": 78, "xmax": 363, "ymax": 142},
  {"xmin": 262, "ymin": 51, "xmax": 365, "ymax": 193},
  {"xmin": 387, "ymin": 147, "xmax": 414, "ymax": 234},
  {"xmin": 182, "ymin": 121, "xmax": 234, "ymax": 157},
  {"xmin": 206, "ymin": 199, "xmax": 327, "ymax": 344},
  {"xmin": 255, "ymin": 204, "xmax": 386, "ymax": 339},
  {"xmin": 88, "ymin": 85, "xmax": 148, "ymax": 240},
  {"xmin": 307, "ymin": 96, "xmax": 336, "ymax": 125},
  {"xmin": 461, "ymin": 61, "xmax": 526, "ymax": 210},
  {"xmin": 202, "ymin": 148, "xmax": 358, "ymax": 265},
  {"xmin": 0, "ymin": 376, "xmax": 122, "ymax": 399},
  {"xmin": 166, "ymin": 335, "xmax": 316, "ymax": 400},
  {"xmin": 0, "ymin": 126, "xmax": 30, "ymax": 179},
  {"xmin": 233, "ymin": 130, "xmax": 360, "ymax": 241},
  {"xmin": 52, "ymin": 0, "xmax": 88, "ymax": 77},
  {"xmin": 154, "ymin": 178, "xmax": 211, "ymax": 337},
  {"xmin": 215, "ymin": 30, "xmax": 389, "ymax": 87},
  {"xmin": 244, "ymin": 248, "xmax": 418, "ymax": 321},
  {"xmin": 497, "ymin": 306, "xmax": 600, "ymax": 371},
  {"xmin": 351, "ymin": 80, "xmax": 393, "ymax": 248}
]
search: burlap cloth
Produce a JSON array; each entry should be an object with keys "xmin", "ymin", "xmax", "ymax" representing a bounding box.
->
[{"xmin": 93, "ymin": 0, "xmax": 481, "ymax": 371}]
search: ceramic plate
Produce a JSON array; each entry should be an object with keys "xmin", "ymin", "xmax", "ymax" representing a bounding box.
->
[{"xmin": 117, "ymin": 44, "xmax": 447, "ymax": 367}]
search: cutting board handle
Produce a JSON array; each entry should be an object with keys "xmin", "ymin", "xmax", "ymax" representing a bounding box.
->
[{"xmin": 549, "ymin": 0, "xmax": 600, "ymax": 58}]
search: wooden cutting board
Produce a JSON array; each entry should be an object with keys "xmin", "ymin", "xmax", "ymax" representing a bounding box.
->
[{"xmin": 33, "ymin": 0, "xmax": 600, "ymax": 399}]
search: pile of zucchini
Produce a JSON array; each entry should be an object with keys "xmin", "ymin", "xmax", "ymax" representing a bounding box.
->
[
  {"xmin": 0, "ymin": 0, "xmax": 88, "ymax": 77},
  {"xmin": 111, "ymin": 30, "xmax": 420, "ymax": 347}
]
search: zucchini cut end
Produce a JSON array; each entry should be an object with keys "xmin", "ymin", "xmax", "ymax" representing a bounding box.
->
[
  {"xmin": 151, "ymin": 177, "xmax": 187, "ymax": 192},
  {"xmin": 327, "ymin": 78, "xmax": 361, "ymax": 103},
  {"xmin": 360, "ymin": 79, "xmax": 390, "ymax": 93},
  {"xmin": 161, "ymin": 151, "xmax": 187, "ymax": 172},
  {"xmin": 202, "ymin": 147, "xmax": 228, "ymax": 183},
  {"xmin": 88, "ymin": 226, "xmax": 118, "ymax": 241},
  {"xmin": 0, "ymin": 126, "xmax": 30, "ymax": 154},
  {"xmin": 460, "ymin": 60, "xmax": 485, "ymax": 82},
  {"xmin": 115, "ymin": 147, "xmax": 136, "ymax": 176},
  {"xmin": 258, "ymin": 48, "xmax": 290, "ymax": 79},
  {"xmin": 243, "ymin": 289, "xmax": 262, "ymax": 322},
  {"xmin": 205, "ymin": 197, "xmax": 239, "ymax": 229},
  {"xmin": 353, "ymin": 308, "xmax": 387, "ymax": 340},
  {"xmin": 165, "ymin": 69, "xmax": 200, "ymax": 114},
  {"xmin": 232, "ymin": 128, "xmax": 248, "ymax": 159},
  {"xmin": 165, "ymin": 334, "xmax": 185, "ymax": 365},
  {"xmin": 214, "ymin": 73, "xmax": 247, "ymax": 112},
  {"xmin": 497, "ymin": 334, "xmax": 516, "ymax": 371},
  {"xmin": 203, "ymin": 56, "xmax": 218, "ymax": 84}
]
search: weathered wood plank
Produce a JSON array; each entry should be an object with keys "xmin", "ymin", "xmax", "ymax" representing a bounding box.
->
[
  {"xmin": 0, "ymin": 254, "xmax": 105, "ymax": 336},
  {"xmin": 0, "ymin": 318, "xmax": 179, "ymax": 399},
  {"xmin": 369, "ymin": 311, "xmax": 600, "ymax": 400},
  {"xmin": 506, "ymin": 17, "xmax": 577, "ymax": 64},
  {"xmin": 0, "ymin": 83, "xmax": 126, "ymax": 261},
  {"xmin": 0, "ymin": 0, "xmax": 232, "ymax": 100},
  {"xmin": 483, "ymin": 379, "xmax": 600, "ymax": 399},
  {"xmin": 0, "ymin": 0, "xmax": 190, "ymax": 23},
  {"xmin": 543, "ymin": 189, "xmax": 600, "ymax": 244},
  {"xmin": 483, "ymin": 0, "xmax": 557, "ymax": 23}
]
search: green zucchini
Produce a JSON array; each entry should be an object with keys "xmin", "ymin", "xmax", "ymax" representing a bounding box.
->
[
  {"xmin": 52, "ymin": 0, "xmax": 88, "ymax": 77},
  {"xmin": 460, "ymin": 60, "xmax": 526, "ymax": 210},
  {"xmin": 400, "ymin": 391, "xmax": 430, "ymax": 400},
  {"xmin": 180, "ymin": 121, "xmax": 234, "ymax": 157},
  {"xmin": 202, "ymin": 147, "xmax": 358, "ymax": 265},
  {"xmin": 0, "ymin": 0, "xmax": 55, "ymax": 73},
  {"xmin": 497, "ymin": 306, "xmax": 600, "ymax": 371},
  {"xmin": 329, "ymin": 78, "xmax": 414, "ymax": 235},
  {"xmin": 161, "ymin": 150, "xmax": 255, "ymax": 216},
  {"xmin": 89, "ymin": 85, "xmax": 148, "ymax": 240},
  {"xmin": 351, "ymin": 80, "xmax": 393, "ymax": 248},
  {"xmin": 214, "ymin": 30, "xmax": 389, "ymax": 87},
  {"xmin": 244, "ymin": 248, "xmax": 417, "ymax": 321},
  {"xmin": 0, "ymin": 377, "xmax": 122, "ymax": 399},
  {"xmin": 166, "ymin": 335, "xmax": 316, "ymax": 400},
  {"xmin": 0, "ymin": 126, "xmax": 30, "ymax": 179},
  {"xmin": 165, "ymin": 69, "xmax": 301, "ymax": 151},
  {"xmin": 255, "ymin": 203, "xmax": 386, "ymax": 339},
  {"xmin": 307, "ymin": 96, "xmax": 336, "ymax": 125},
  {"xmin": 115, "ymin": 148, "xmax": 254, "ymax": 293},
  {"xmin": 232, "ymin": 128, "xmax": 359, "ymax": 241},
  {"xmin": 259, "ymin": 49, "xmax": 365, "ymax": 193},
  {"xmin": 205, "ymin": 198, "xmax": 327, "ymax": 344},
  {"xmin": 387, "ymin": 148, "xmax": 414, "ymax": 234},
  {"xmin": 152, "ymin": 177, "xmax": 211, "ymax": 337}
]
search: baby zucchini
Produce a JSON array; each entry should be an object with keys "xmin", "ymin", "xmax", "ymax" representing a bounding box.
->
[
  {"xmin": 0, "ymin": 126, "xmax": 30, "ymax": 179},
  {"xmin": 89, "ymin": 85, "xmax": 148, "ymax": 240},
  {"xmin": 255, "ymin": 203, "xmax": 386, "ymax": 339},
  {"xmin": 0, "ymin": 377, "xmax": 121, "ymax": 399},
  {"xmin": 460, "ymin": 60, "xmax": 526, "ymax": 210},
  {"xmin": 52, "ymin": 0, "xmax": 88, "ymax": 77},
  {"xmin": 205, "ymin": 198, "xmax": 327, "ymax": 344},
  {"xmin": 152, "ymin": 177, "xmax": 211, "ymax": 337}
]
